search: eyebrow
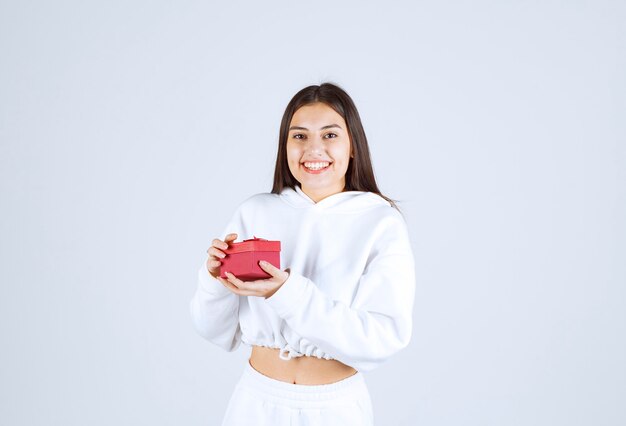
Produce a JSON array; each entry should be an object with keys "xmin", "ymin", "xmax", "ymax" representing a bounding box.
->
[{"xmin": 288, "ymin": 124, "xmax": 343, "ymax": 131}]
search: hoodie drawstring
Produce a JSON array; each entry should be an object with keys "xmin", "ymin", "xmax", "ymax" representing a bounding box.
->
[{"xmin": 278, "ymin": 344, "xmax": 303, "ymax": 361}]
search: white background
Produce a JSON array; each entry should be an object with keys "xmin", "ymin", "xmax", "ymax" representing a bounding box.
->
[{"xmin": 1, "ymin": 1, "xmax": 624, "ymax": 425}]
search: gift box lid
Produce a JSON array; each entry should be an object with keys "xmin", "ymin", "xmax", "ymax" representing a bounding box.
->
[{"xmin": 225, "ymin": 236, "xmax": 281, "ymax": 254}]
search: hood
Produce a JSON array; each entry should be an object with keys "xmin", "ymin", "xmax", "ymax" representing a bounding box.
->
[{"xmin": 279, "ymin": 184, "xmax": 391, "ymax": 212}]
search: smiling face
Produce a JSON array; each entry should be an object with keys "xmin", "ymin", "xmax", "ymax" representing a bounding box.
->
[{"xmin": 286, "ymin": 102, "xmax": 353, "ymax": 203}]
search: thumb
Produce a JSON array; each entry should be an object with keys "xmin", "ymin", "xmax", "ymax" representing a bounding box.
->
[
  {"xmin": 259, "ymin": 260, "xmax": 276, "ymax": 273},
  {"xmin": 259, "ymin": 260, "xmax": 288, "ymax": 280}
]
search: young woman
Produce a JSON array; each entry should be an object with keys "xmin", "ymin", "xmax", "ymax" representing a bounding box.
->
[{"xmin": 190, "ymin": 82, "xmax": 416, "ymax": 425}]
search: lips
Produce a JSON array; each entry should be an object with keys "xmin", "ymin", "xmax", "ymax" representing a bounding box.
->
[
  {"xmin": 301, "ymin": 161, "xmax": 332, "ymax": 165},
  {"xmin": 301, "ymin": 162, "xmax": 331, "ymax": 173}
]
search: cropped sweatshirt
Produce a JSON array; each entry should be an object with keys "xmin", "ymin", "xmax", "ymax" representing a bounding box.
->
[{"xmin": 189, "ymin": 184, "xmax": 416, "ymax": 372}]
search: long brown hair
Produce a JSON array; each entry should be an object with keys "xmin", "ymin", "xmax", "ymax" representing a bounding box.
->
[{"xmin": 271, "ymin": 82, "xmax": 402, "ymax": 213}]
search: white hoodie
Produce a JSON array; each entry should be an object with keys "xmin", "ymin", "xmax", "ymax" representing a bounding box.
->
[{"xmin": 190, "ymin": 184, "xmax": 416, "ymax": 372}]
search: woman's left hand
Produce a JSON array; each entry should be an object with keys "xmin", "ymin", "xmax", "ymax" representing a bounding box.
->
[{"xmin": 216, "ymin": 260, "xmax": 290, "ymax": 299}]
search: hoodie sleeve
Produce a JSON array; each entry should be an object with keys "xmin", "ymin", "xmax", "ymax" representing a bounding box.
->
[
  {"xmin": 264, "ymin": 213, "xmax": 416, "ymax": 372},
  {"xmin": 189, "ymin": 203, "xmax": 246, "ymax": 352}
]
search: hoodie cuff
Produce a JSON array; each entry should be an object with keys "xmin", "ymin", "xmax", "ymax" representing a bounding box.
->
[
  {"xmin": 197, "ymin": 261, "xmax": 231, "ymax": 297},
  {"xmin": 265, "ymin": 270, "xmax": 312, "ymax": 318}
]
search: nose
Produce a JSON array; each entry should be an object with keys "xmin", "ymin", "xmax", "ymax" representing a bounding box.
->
[{"xmin": 305, "ymin": 135, "xmax": 325, "ymax": 156}]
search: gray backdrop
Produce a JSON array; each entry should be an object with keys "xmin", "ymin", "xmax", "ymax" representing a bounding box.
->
[{"xmin": 1, "ymin": 1, "xmax": 624, "ymax": 425}]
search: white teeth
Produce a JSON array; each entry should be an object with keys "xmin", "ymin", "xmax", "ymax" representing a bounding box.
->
[{"xmin": 303, "ymin": 162, "xmax": 330, "ymax": 170}]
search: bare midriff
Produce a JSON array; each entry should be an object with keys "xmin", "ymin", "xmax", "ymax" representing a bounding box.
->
[{"xmin": 249, "ymin": 345, "xmax": 358, "ymax": 385}]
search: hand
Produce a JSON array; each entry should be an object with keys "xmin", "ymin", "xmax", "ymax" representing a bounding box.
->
[
  {"xmin": 216, "ymin": 260, "xmax": 290, "ymax": 299},
  {"xmin": 206, "ymin": 233, "xmax": 238, "ymax": 279}
]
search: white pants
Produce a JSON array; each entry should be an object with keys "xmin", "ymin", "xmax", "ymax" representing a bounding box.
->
[{"xmin": 220, "ymin": 360, "xmax": 374, "ymax": 425}]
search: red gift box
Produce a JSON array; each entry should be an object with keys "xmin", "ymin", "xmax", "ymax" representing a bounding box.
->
[{"xmin": 219, "ymin": 236, "xmax": 281, "ymax": 281}]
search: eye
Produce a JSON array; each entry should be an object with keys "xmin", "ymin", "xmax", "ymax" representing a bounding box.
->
[
  {"xmin": 292, "ymin": 133, "xmax": 305, "ymax": 140},
  {"xmin": 324, "ymin": 133, "xmax": 338, "ymax": 139}
]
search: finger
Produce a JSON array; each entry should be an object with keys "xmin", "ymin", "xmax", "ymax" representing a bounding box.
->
[
  {"xmin": 258, "ymin": 260, "xmax": 278, "ymax": 277},
  {"xmin": 212, "ymin": 238, "xmax": 229, "ymax": 251},
  {"xmin": 224, "ymin": 271, "xmax": 246, "ymax": 288},
  {"xmin": 224, "ymin": 233, "xmax": 238, "ymax": 242},
  {"xmin": 260, "ymin": 262, "xmax": 290, "ymax": 284},
  {"xmin": 224, "ymin": 272, "xmax": 268, "ymax": 293},
  {"xmin": 207, "ymin": 259, "xmax": 222, "ymax": 268},
  {"xmin": 219, "ymin": 275, "xmax": 259, "ymax": 297},
  {"xmin": 216, "ymin": 276, "xmax": 242, "ymax": 294},
  {"xmin": 207, "ymin": 246, "xmax": 226, "ymax": 259},
  {"xmin": 222, "ymin": 274, "xmax": 263, "ymax": 296}
]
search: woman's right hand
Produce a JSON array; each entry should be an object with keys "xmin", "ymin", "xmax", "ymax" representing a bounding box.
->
[{"xmin": 206, "ymin": 233, "xmax": 238, "ymax": 279}]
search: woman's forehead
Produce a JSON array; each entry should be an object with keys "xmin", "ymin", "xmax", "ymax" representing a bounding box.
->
[{"xmin": 291, "ymin": 103, "xmax": 346, "ymax": 128}]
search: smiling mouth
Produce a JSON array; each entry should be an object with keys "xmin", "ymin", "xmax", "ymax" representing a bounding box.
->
[{"xmin": 302, "ymin": 161, "xmax": 332, "ymax": 171}]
